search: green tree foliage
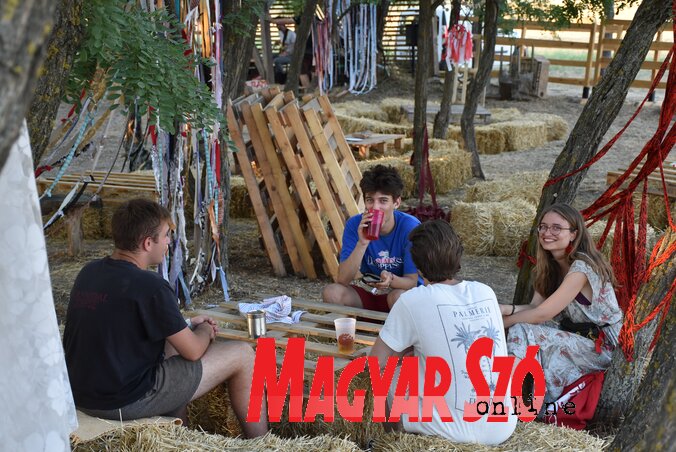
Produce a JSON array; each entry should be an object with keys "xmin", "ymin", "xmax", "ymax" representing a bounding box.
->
[{"xmin": 66, "ymin": 0, "xmax": 222, "ymax": 131}]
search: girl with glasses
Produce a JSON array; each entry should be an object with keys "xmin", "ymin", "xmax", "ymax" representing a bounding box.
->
[{"xmin": 499, "ymin": 203, "xmax": 622, "ymax": 405}]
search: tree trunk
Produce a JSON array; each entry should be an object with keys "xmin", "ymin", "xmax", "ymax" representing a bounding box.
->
[
  {"xmin": 460, "ymin": 0, "xmax": 498, "ymax": 179},
  {"xmin": 222, "ymin": 2, "xmax": 259, "ymax": 101},
  {"xmin": 0, "ymin": 0, "xmax": 59, "ymax": 172},
  {"xmin": 512, "ymin": 0, "xmax": 672, "ymax": 305},
  {"xmin": 595, "ymin": 230, "xmax": 676, "ymax": 422},
  {"xmin": 376, "ymin": 0, "xmax": 391, "ymax": 66},
  {"xmin": 607, "ymin": 288, "xmax": 675, "ymax": 451},
  {"xmin": 432, "ymin": 0, "xmax": 461, "ymax": 139},
  {"xmin": 27, "ymin": 0, "xmax": 84, "ymax": 167},
  {"xmin": 285, "ymin": 0, "xmax": 319, "ymax": 95},
  {"xmin": 412, "ymin": 0, "xmax": 434, "ymax": 183}
]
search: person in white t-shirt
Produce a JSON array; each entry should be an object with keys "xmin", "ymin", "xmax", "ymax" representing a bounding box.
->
[{"xmin": 370, "ymin": 220, "xmax": 517, "ymax": 445}]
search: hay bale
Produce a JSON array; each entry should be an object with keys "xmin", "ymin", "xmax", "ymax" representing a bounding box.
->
[
  {"xmin": 357, "ymin": 149, "xmax": 472, "ymax": 197},
  {"xmin": 496, "ymin": 120, "xmax": 548, "ymax": 152},
  {"xmin": 429, "ymin": 147, "xmax": 472, "ymax": 193},
  {"xmin": 493, "ymin": 199, "xmax": 537, "ymax": 257},
  {"xmin": 229, "ymin": 175, "xmax": 255, "ymax": 219},
  {"xmin": 490, "ymin": 107, "xmax": 523, "ymax": 123},
  {"xmin": 357, "ymin": 157, "xmax": 415, "ymax": 198},
  {"xmin": 335, "ymin": 114, "xmax": 411, "ymax": 136},
  {"xmin": 464, "ymin": 171, "xmax": 549, "ymax": 206},
  {"xmin": 72, "ymin": 424, "xmax": 361, "ymax": 452},
  {"xmin": 447, "ymin": 125, "xmax": 507, "ymax": 155},
  {"xmin": 373, "ymin": 421, "xmax": 610, "ymax": 452},
  {"xmin": 333, "ymin": 100, "xmax": 389, "ymax": 122},
  {"xmin": 646, "ymin": 195, "xmax": 676, "ymax": 231},
  {"xmin": 450, "ymin": 202, "xmax": 496, "ymax": 255},
  {"xmin": 588, "ymin": 220, "xmax": 659, "ymax": 261},
  {"xmin": 379, "ymin": 98, "xmax": 414, "ymax": 124},
  {"xmin": 428, "ymin": 138, "xmax": 460, "ymax": 153},
  {"xmin": 523, "ymin": 112, "xmax": 569, "ymax": 141},
  {"xmin": 187, "ymin": 384, "xmax": 243, "ymax": 437}
]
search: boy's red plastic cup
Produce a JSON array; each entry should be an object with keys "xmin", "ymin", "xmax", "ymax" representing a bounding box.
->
[{"xmin": 365, "ymin": 209, "xmax": 384, "ymax": 241}]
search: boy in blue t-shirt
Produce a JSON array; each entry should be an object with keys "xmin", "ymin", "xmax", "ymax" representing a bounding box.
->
[{"xmin": 322, "ymin": 165, "xmax": 421, "ymax": 312}]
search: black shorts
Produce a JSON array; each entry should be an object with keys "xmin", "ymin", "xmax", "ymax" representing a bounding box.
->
[{"xmin": 79, "ymin": 355, "xmax": 202, "ymax": 420}]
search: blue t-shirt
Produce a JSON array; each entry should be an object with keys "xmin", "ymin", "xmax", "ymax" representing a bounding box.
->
[{"xmin": 340, "ymin": 210, "xmax": 421, "ymax": 282}]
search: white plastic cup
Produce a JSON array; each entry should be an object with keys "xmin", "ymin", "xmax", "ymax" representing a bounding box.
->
[{"xmin": 334, "ymin": 317, "xmax": 357, "ymax": 354}]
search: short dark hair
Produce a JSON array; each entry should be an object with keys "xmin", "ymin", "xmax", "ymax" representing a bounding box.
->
[
  {"xmin": 359, "ymin": 165, "xmax": 404, "ymax": 199},
  {"xmin": 408, "ymin": 220, "xmax": 463, "ymax": 282},
  {"xmin": 111, "ymin": 198, "xmax": 171, "ymax": 252}
]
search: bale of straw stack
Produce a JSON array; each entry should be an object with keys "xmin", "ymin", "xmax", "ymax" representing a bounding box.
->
[
  {"xmin": 357, "ymin": 148, "xmax": 472, "ymax": 198},
  {"xmin": 379, "ymin": 98, "xmax": 414, "ymax": 124},
  {"xmin": 493, "ymin": 199, "xmax": 537, "ymax": 256},
  {"xmin": 428, "ymin": 138, "xmax": 460, "ymax": 152},
  {"xmin": 451, "ymin": 202, "xmax": 497, "ymax": 255},
  {"xmin": 588, "ymin": 220, "xmax": 659, "ymax": 260},
  {"xmin": 270, "ymin": 371, "xmax": 384, "ymax": 449},
  {"xmin": 187, "ymin": 384, "xmax": 243, "ymax": 437},
  {"xmin": 489, "ymin": 107, "xmax": 523, "ymax": 123},
  {"xmin": 357, "ymin": 157, "xmax": 415, "ymax": 198},
  {"xmin": 447, "ymin": 125, "xmax": 507, "ymax": 154},
  {"xmin": 335, "ymin": 114, "xmax": 411, "ymax": 136},
  {"xmin": 373, "ymin": 420, "xmax": 610, "ymax": 452},
  {"xmin": 464, "ymin": 171, "xmax": 549, "ymax": 206},
  {"xmin": 497, "ymin": 120, "xmax": 548, "ymax": 152},
  {"xmin": 229, "ymin": 175, "xmax": 255, "ymax": 218},
  {"xmin": 428, "ymin": 147, "xmax": 472, "ymax": 193},
  {"xmin": 523, "ymin": 112, "xmax": 569, "ymax": 141},
  {"xmin": 333, "ymin": 100, "xmax": 389, "ymax": 122},
  {"xmin": 72, "ymin": 424, "xmax": 362, "ymax": 452},
  {"xmin": 645, "ymin": 195, "xmax": 675, "ymax": 231}
]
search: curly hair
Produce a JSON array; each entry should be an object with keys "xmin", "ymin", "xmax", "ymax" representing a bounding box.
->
[{"xmin": 359, "ymin": 165, "xmax": 404, "ymax": 200}]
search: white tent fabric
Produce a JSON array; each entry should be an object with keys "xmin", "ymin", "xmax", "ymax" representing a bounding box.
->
[{"xmin": 0, "ymin": 122, "xmax": 78, "ymax": 451}]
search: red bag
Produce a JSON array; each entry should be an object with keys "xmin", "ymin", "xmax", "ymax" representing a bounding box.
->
[{"xmin": 543, "ymin": 371, "xmax": 604, "ymax": 430}]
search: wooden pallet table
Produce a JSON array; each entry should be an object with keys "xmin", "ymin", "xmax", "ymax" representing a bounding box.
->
[
  {"xmin": 404, "ymin": 104, "xmax": 492, "ymax": 124},
  {"xmin": 186, "ymin": 299, "xmax": 386, "ymax": 375},
  {"xmin": 606, "ymin": 161, "xmax": 676, "ymax": 198},
  {"xmin": 344, "ymin": 133, "xmax": 405, "ymax": 160}
]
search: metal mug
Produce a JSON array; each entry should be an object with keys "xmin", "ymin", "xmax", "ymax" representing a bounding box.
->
[{"xmin": 247, "ymin": 310, "xmax": 267, "ymax": 339}]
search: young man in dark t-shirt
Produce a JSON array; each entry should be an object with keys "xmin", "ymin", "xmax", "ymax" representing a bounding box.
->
[
  {"xmin": 63, "ymin": 199, "xmax": 267, "ymax": 437},
  {"xmin": 321, "ymin": 165, "xmax": 421, "ymax": 312}
]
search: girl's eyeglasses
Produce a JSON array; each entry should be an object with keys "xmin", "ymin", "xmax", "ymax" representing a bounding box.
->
[{"xmin": 537, "ymin": 224, "xmax": 574, "ymax": 235}]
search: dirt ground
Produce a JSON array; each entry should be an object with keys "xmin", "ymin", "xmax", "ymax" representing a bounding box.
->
[{"xmin": 45, "ymin": 70, "xmax": 672, "ymax": 323}]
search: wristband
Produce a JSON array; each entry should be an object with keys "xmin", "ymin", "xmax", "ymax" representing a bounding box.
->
[{"xmin": 510, "ymin": 304, "xmax": 516, "ymax": 316}]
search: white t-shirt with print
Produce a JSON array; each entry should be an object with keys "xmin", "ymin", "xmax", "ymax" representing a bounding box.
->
[{"xmin": 379, "ymin": 281, "xmax": 517, "ymax": 445}]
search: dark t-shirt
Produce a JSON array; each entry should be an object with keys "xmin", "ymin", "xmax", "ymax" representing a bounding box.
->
[{"xmin": 63, "ymin": 257, "xmax": 187, "ymax": 410}]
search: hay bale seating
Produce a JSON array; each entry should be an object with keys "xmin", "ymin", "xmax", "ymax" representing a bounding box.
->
[
  {"xmin": 71, "ymin": 424, "xmax": 361, "ymax": 452},
  {"xmin": 335, "ymin": 114, "xmax": 412, "ymax": 137},
  {"xmin": 230, "ymin": 175, "xmax": 255, "ymax": 219},
  {"xmin": 451, "ymin": 200, "xmax": 535, "ymax": 256},
  {"xmin": 357, "ymin": 146, "xmax": 472, "ymax": 198},
  {"xmin": 489, "ymin": 107, "xmax": 523, "ymax": 123},
  {"xmin": 333, "ymin": 100, "xmax": 389, "ymax": 122},
  {"xmin": 447, "ymin": 125, "xmax": 507, "ymax": 155},
  {"xmin": 523, "ymin": 112, "xmax": 569, "ymax": 141},
  {"xmin": 379, "ymin": 98, "xmax": 415, "ymax": 124},
  {"xmin": 498, "ymin": 120, "xmax": 548, "ymax": 152},
  {"xmin": 465, "ymin": 171, "xmax": 549, "ymax": 206}
]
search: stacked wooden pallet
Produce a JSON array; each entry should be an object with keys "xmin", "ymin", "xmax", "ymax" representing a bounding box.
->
[{"xmin": 227, "ymin": 89, "xmax": 364, "ymax": 281}]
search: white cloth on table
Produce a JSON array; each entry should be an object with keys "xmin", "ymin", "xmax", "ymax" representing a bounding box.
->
[{"xmin": 238, "ymin": 295, "xmax": 305, "ymax": 324}]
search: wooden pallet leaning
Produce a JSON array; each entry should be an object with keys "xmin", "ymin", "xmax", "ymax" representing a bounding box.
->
[
  {"xmin": 265, "ymin": 98, "xmax": 342, "ymax": 280},
  {"xmin": 246, "ymin": 94, "xmax": 317, "ymax": 279},
  {"xmin": 227, "ymin": 101, "xmax": 286, "ymax": 277},
  {"xmin": 301, "ymin": 95, "xmax": 364, "ymax": 221},
  {"xmin": 186, "ymin": 299, "xmax": 386, "ymax": 375},
  {"xmin": 233, "ymin": 93, "xmax": 307, "ymax": 276},
  {"xmin": 606, "ymin": 161, "xmax": 676, "ymax": 198}
]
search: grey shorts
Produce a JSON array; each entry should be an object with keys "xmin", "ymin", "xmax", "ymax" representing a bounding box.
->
[{"xmin": 80, "ymin": 356, "xmax": 203, "ymax": 420}]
